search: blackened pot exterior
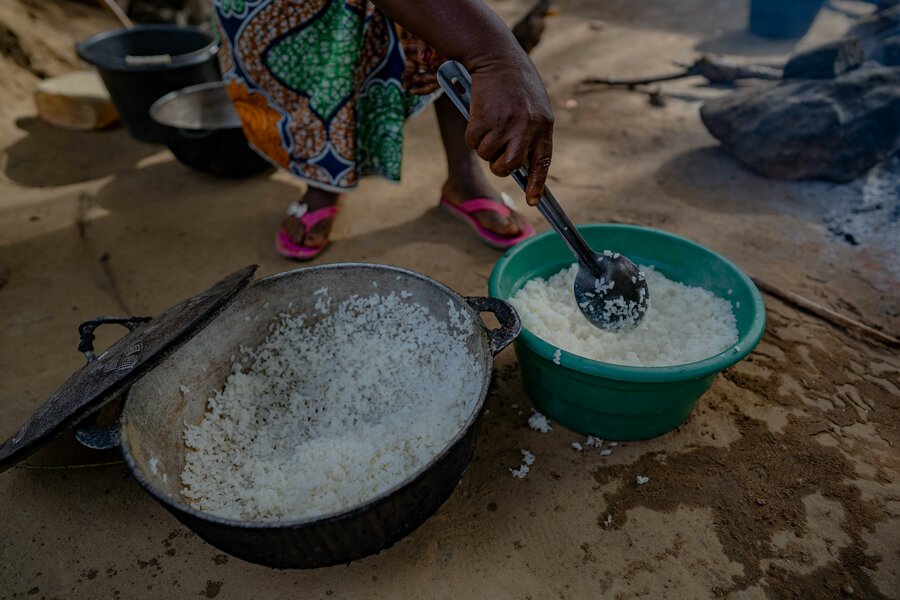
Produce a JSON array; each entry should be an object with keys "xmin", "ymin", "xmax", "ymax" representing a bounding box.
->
[
  {"xmin": 158, "ymin": 124, "xmax": 273, "ymax": 177},
  {"xmin": 151, "ymin": 82, "xmax": 272, "ymax": 177}
]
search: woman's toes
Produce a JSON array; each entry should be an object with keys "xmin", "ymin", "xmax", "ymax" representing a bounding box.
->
[
  {"xmin": 282, "ymin": 216, "xmax": 307, "ymax": 245},
  {"xmin": 303, "ymin": 223, "xmax": 332, "ymax": 248},
  {"xmin": 480, "ymin": 209, "xmax": 523, "ymax": 237},
  {"xmin": 304, "ymin": 232, "xmax": 326, "ymax": 248}
]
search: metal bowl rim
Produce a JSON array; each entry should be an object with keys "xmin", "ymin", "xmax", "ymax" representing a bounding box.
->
[{"xmin": 149, "ymin": 81, "xmax": 241, "ymax": 131}]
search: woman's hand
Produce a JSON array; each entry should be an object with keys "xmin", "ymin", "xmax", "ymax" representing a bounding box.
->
[
  {"xmin": 373, "ymin": 0, "xmax": 555, "ymax": 204},
  {"xmin": 466, "ymin": 57, "xmax": 553, "ymax": 205},
  {"xmin": 400, "ymin": 34, "xmax": 442, "ymax": 96}
]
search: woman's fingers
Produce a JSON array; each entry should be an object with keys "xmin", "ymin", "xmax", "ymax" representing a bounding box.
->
[
  {"xmin": 464, "ymin": 118, "xmax": 492, "ymax": 152},
  {"xmin": 404, "ymin": 71, "xmax": 440, "ymax": 95},
  {"xmin": 475, "ymin": 128, "xmax": 508, "ymax": 165},
  {"xmin": 490, "ymin": 129, "xmax": 531, "ymax": 177},
  {"xmin": 525, "ymin": 134, "xmax": 553, "ymax": 206},
  {"xmin": 459, "ymin": 61, "xmax": 554, "ymax": 203},
  {"xmin": 408, "ymin": 82, "xmax": 440, "ymax": 95}
]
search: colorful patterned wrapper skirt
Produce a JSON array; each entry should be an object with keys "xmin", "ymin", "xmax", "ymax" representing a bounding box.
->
[{"xmin": 212, "ymin": 0, "xmax": 434, "ymax": 191}]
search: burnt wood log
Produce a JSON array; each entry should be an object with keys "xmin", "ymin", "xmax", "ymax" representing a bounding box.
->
[
  {"xmin": 700, "ymin": 67, "xmax": 900, "ymax": 182},
  {"xmin": 782, "ymin": 38, "xmax": 865, "ymax": 79}
]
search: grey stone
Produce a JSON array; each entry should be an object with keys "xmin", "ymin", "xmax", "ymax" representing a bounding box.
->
[
  {"xmin": 700, "ymin": 67, "xmax": 900, "ymax": 182},
  {"xmin": 783, "ymin": 38, "xmax": 865, "ymax": 79}
]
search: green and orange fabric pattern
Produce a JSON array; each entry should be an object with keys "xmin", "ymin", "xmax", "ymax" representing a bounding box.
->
[{"xmin": 213, "ymin": 0, "xmax": 433, "ymax": 191}]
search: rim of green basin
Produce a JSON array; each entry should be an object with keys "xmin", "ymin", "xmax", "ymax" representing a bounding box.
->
[{"xmin": 488, "ymin": 224, "xmax": 767, "ymax": 384}]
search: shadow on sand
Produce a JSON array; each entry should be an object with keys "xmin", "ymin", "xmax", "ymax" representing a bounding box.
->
[{"xmin": 2, "ymin": 118, "xmax": 160, "ymax": 187}]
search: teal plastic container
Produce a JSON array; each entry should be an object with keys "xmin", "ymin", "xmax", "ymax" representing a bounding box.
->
[{"xmin": 489, "ymin": 224, "xmax": 766, "ymax": 440}]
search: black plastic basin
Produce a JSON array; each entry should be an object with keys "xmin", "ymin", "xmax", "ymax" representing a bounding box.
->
[{"xmin": 150, "ymin": 82, "xmax": 273, "ymax": 178}]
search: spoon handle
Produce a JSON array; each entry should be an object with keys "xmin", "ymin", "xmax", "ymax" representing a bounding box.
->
[
  {"xmin": 510, "ymin": 169, "xmax": 596, "ymax": 262},
  {"xmin": 437, "ymin": 61, "xmax": 597, "ymax": 264}
]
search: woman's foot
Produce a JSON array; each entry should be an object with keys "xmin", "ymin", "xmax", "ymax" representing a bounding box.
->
[
  {"xmin": 434, "ymin": 94, "xmax": 532, "ymax": 246},
  {"xmin": 276, "ymin": 187, "xmax": 341, "ymax": 260},
  {"xmin": 440, "ymin": 176, "xmax": 528, "ymax": 238}
]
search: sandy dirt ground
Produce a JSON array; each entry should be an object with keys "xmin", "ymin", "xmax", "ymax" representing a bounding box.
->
[{"xmin": 0, "ymin": 1, "xmax": 897, "ymax": 599}]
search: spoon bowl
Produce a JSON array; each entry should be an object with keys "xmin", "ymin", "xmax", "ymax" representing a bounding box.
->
[{"xmin": 574, "ymin": 250, "xmax": 648, "ymax": 331}]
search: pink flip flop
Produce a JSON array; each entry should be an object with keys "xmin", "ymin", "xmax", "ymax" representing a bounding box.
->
[
  {"xmin": 275, "ymin": 201, "xmax": 340, "ymax": 260},
  {"xmin": 439, "ymin": 195, "xmax": 536, "ymax": 250}
]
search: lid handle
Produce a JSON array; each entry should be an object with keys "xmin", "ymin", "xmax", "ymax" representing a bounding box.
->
[{"xmin": 78, "ymin": 316, "xmax": 152, "ymax": 363}]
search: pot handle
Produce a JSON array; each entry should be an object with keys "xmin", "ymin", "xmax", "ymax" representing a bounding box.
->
[
  {"xmin": 464, "ymin": 296, "xmax": 522, "ymax": 356},
  {"xmin": 78, "ymin": 316, "xmax": 152, "ymax": 363},
  {"xmin": 75, "ymin": 421, "xmax": 121, "ymax": 450},
  {"xmin": 74, "ymin": 316, "xmax": 151, "ymax": 450}
]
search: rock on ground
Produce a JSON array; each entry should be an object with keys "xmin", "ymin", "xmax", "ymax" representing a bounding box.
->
[
  {"xmin": 700, "ymin": 67, "xmax": 900, "ymax": 182},
  {"xmin": 847, "ymin": 4, "xmax": 900, "ymax": 65},
  {"xmin": 782, "ymin": 38, "xmax": 865, "ymax": 79}
]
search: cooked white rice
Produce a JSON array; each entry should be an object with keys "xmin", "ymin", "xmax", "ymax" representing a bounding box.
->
[
  {"xmin": 509, "ymin": 449, "xmax": 535, "ymax": 478},
  {"xmin": 180, "ymin": 291, "xmax": 481, "ymax": 522},
  {"xmin": 509, "ymin": 264, "xmax": 738, "ymax": 367},
  {"xmin": 527, "ymin": 409, "xmax": 552, "ymax": 433}
]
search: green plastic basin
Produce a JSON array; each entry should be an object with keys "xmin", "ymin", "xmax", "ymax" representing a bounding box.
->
[{"xmin": 489, "ymin": 224, "xmax": 766, "ymax": 440}]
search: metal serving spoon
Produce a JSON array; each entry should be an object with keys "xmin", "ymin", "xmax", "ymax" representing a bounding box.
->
[{"xmin": 437, "ymin": 61, "xmax": 649, "ymax": 331}]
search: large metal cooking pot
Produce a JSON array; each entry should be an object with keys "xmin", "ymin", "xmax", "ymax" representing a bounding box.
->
[{"xmin": 0, "ymin": 264, "xmax": 520, "ymax": 569}]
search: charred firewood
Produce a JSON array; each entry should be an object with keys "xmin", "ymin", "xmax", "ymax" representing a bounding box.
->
[{"xmin": 581, "ymin": 54, "xmax": 781, "ymax": 89}]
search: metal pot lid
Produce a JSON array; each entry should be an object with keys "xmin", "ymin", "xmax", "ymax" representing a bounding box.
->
[{"xmin": 0, "ymin": 265, "xmax": 257, "ymax": 472}]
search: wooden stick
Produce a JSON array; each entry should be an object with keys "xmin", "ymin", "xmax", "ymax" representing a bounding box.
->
[
  {"xmin": 581, "ymin": 56, "xmax": 782, "ymax": 88},
  {"xmin": 751, "ymin": 277, "xmax": 900, "ymax": 348},
  {"xmin": 581, "ymin": 70, "xmax": 692, "ymax": 87},
  {"xmin": 97, "ymin": 0, "xmax": 134, "ymax": 29},
  {"xmin": 18, "ymin": 460, "xmax": 124, "ymax": 470}
]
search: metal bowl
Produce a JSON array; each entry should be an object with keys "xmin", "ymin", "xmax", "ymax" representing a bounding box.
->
[
  {"xmin": 118, "ymin": 264, "xmax": 519, "ymax": 568},
  {"xmin": 149, "ymin": 81, "xmax": 272, "ymax": 177}
]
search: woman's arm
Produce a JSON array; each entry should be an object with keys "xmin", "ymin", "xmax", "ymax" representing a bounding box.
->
[{"xmin": 372, "ymin": 0, "xmax": 554, "ymax": 205}]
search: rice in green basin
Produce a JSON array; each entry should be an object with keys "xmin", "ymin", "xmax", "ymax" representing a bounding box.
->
[{"xmin": 509, "ymin": 264, "xmax": 737, "ymax": 367}]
